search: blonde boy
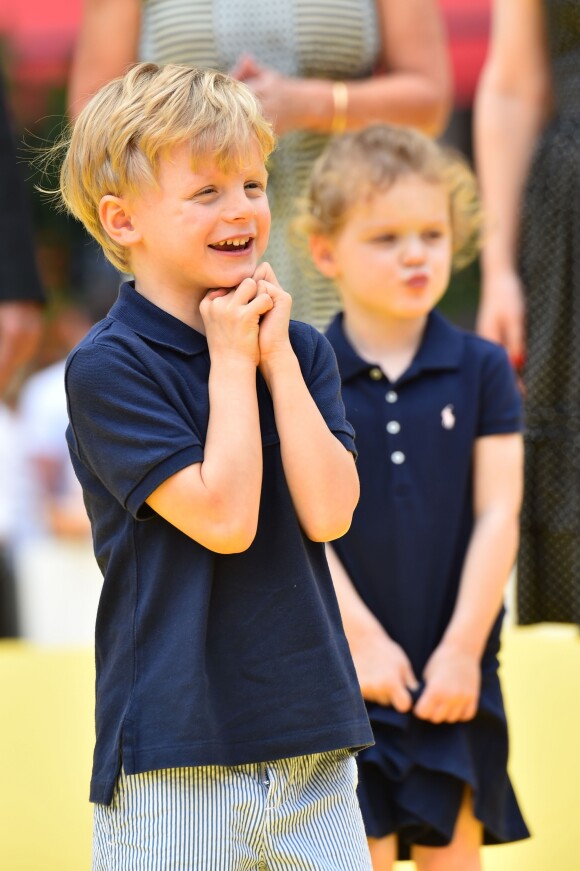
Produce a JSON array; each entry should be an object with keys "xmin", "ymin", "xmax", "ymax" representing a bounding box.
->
[{"xmin": 58, "ymin": 63, "xmax": 372, "ymax": 870}]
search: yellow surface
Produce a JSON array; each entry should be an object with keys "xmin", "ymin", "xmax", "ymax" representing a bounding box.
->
[
  {"xmin": 0, "ymin": 626, "xmax": 579, "ymax": 871},
  {"xmin": 0, "ymin": 642, "xmax": 94, "ymax": 871}
]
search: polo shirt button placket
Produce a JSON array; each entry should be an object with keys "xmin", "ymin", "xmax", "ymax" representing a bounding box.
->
[{"xmin": 384, "ymin": 388, "xmax": 404, "ymax": 462}]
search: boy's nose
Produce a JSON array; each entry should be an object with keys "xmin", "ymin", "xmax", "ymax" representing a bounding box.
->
[{"xmin": 222, "ymin": 189, "xmax": 253, "ymax": 222}]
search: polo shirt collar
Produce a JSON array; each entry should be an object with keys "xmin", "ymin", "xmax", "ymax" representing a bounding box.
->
[
  {"xmin": 108, "ymin": 281, "xmax": 208, "ymax": 355},
  {"xmin": 327, "ymin": 309, "xmax": 464, "ymax": 384}
]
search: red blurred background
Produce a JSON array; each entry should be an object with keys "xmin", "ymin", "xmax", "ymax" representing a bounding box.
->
[
  {"xmin": 0, "ymin": 0, "xmax": 491, "ymax": 327},
  {"xmin": 0, "ymin": 0, "xmax": 490, "ymax": 122}
]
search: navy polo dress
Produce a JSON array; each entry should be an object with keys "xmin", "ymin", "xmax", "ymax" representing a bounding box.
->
[{"xmin": 326, "ymin": 311, "xmax": 530, "ymax": 857}]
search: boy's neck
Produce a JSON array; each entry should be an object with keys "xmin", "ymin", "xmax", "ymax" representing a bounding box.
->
[
  {"xmin": 133, "ymin": 276, "xmax": 207, "ymax": 333},
  {"xmin": 342, "ymin": 307, "xmax": 429, "ymax": 383}
]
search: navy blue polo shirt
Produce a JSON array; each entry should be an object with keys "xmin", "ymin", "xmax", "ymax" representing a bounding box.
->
[
  {"xmin": 326, "ymin": 310, "xmax": 522, "ymax": 679},
  {"xmin": 65, "ymin": 283, "xmax": 373, "ymax": 805}
]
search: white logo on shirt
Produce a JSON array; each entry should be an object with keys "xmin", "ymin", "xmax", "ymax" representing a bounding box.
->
[{"xmin": 441, "ymin": 404, "xmax": 455, "ymax": 429}]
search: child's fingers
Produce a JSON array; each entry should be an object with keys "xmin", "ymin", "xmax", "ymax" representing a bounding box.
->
[
  {"xmin": 253, "ymin": 261, "xmax": 281, "ymax": 287},
  {"xmin": 247, "ymin": 291, "xmax": 274, "ymax": 318},
  {"xmin": 439, "ymin": 702, "xmax": 464, "ymax": 723},
  {"xmin": 233, "ymin": 277, "xmax": 259, "ymax": 304},
  {"xmin": 256, "ymin": 279, "xmax": 280, "ymax": 303},
  {"xmin": 415, "ymin": 688, "xmax": 453, "ymax": 722},
  {"xmin": 403, "ymin": 662, "xmax": 419, "ymax": 691},
  {"xmin": 458, "ymin": 698, "xmax": 478, "ymax": 722},
  {"xmin": 257, "ymin": 279, "xmax": 292, "ymax": 313},
  {"xmin": 415, "ymin": 688, "xmax": 475, "ymax": 723},
  {"xmin": 413, "ymin": 687, "xmax": 438, "ymax": 720},
  {"xmin": 426, "ymin": 703, "xmax": 449, "ymax": 724},
  {"xmin": 202, "ymin": 288, "xmax": 234, "ymax": 304},
  {"xmin": 255, "ymin": 278, "xmax": 273, "ymax": 300},
  {"xmin": 389, "ymin": 681, "xmax": 413, "ymax": 713}
]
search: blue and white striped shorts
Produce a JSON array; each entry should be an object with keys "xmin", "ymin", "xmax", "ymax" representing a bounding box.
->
[{"xmin": 92, "ymin": 749, "xmax": 372, "ymax": 870}]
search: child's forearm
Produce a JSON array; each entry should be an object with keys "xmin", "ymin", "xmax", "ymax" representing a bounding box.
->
[
  {"xmin": 327, "ymin": 544, "xmax": 418, "ymax": 708},
  {"xmin": 441, "ymin": 433, "xmax": 524, "ymax": 659},
  {"xmin": 326, "ymin": 544, "xmax": 384, "ymax": 640},
  {"xmin": 202, "ymin": 355, "xmax": 264, "ymax": 526},
  {"xmin": 441, "ymin": 510, "xmax": 519, "ymax": 659},
  {"xmin": 146, "ymin": 357, "xmax": 263, "ymax": 552},
  {"xmin": 262, "ymin": 349, "xmax": 359, "ymax": 542}
]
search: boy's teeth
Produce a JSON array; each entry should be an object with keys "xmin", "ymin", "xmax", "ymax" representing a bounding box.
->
[{"xmin": 216, "ymin": 237, "xmax": 249, "ymax": 247}]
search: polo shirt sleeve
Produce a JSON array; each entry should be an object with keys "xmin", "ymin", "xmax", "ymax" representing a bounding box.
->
[
  {"xmin": 65, "ymin": 341, "xmax": 204, "ymax": 519},
  {"xmin": 477, "ymin": 342, "xmax": 523, "ymax": 437},
  {"xmin": 291, "ymin": 323, "xmax": 357, "ymax": 458}
]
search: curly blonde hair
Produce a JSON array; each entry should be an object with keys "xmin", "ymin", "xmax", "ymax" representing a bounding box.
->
[
  {"xmin": 54, "ymin": 63, "xmax": 276, "ymax": 273},
  {"xmin": 292, "ymin": 124, "xmax": 481, "ymax": 272}
]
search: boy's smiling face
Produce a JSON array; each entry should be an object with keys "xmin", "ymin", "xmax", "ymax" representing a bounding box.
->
[{"xmin": 118, "ymin": 138, "xmax": 271, "ymax": 313}]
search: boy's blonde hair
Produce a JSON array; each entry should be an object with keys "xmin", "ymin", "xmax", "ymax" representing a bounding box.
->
[
  {"xmin": 57, "ymin": 63, "xmax": 276, "ymax": 272},
  {"xmin": 293, "ymin": 124, "xmax": 481, "ymax": 271}
]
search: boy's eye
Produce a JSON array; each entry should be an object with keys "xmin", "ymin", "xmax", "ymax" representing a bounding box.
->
[
  {"xmin": 244, "ymin": 180, "xmax": 265, "ymax": 192},
  {"xmin": 423, "ymin": 230, "xmax": 444, "ymax": 241},
  {"xmin": 196, "ymin": 187, "xmax": 216, "ymax": 197},
  {"xmin": 373, "ymin": 234, "xmax": 397, "ymax": 244}
]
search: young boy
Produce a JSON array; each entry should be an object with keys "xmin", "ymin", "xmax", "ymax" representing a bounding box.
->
[{"xmin": 58, "ymin": 63, "xmax": 373, "ymax": 870}]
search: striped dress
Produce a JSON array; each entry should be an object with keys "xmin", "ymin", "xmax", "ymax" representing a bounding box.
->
[{"xmin": 139, "ymin": 0, "xmax": 381, "ymax": 328}]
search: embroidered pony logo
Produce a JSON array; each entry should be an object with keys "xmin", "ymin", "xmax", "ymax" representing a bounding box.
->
[{"xmin": 441, "ymin": 404, "xmax": 455, "ymax": 430}]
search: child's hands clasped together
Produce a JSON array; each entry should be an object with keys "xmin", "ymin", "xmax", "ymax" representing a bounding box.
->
[
  {"xmin": 352, "ymin": 627, "xmax": 480, "ymax": 722},
  {"xmin": 199, "ymin": 276, "xmax": 274, "ymax": 367},
  {"xmin": 200, "ymin": 262, "xmax": 292, "ymax": 372}
]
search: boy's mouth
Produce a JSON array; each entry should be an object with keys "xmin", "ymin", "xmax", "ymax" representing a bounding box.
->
[{"xmin": 209, "ymin": 236, "xmax": 253, "ymax": 252}]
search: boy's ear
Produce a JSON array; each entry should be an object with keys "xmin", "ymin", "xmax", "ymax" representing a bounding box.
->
[
  {"xmin": 309, "ymin": 234, "xmax": 339, "ymax": 279},
  {"xmin": 99, "ymin": 195, "xmax": 141, "ymax": 248}
]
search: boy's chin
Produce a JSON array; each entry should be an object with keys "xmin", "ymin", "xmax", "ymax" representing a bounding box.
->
[{"xmin": 216, "ymin": 264, "xmax": 259, "ymax": 287}]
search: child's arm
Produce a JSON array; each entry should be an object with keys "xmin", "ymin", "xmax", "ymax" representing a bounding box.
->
[
  {"xmin": 326, "ymin": 544, "xmax": 418, "ymax": 711},
  {"xmin": 414, "ymin": 432, "xmax": 524, "ymax": 724},
  {"xmin": 255, "ymin": 264, "xmax": 359, "ymax": 542},
  {"xmin": 146, "ymin": 279, "xmax": 273, "ymax": 554}
]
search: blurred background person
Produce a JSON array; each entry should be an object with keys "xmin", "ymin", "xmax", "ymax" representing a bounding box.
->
[
  {"xmin": 0, "ymin": 72, "xmax": 45, "ymax": 637},
  {"xmin": 0, "ymin": 74, "xmax": 45, "ymax": 399},
  {"xmin": 0, "ymin": 395, "xmax": 21, "ymax": 636},
  {"xmin": 12, "ymin": 301, "xmax": 102, "ymax": 646},
  {"xmin": 67, "ymin": 0, "xmax": 451, "ymax": 329},
  {"xmin": 475, "ymin": 0, "xmax": 580, "ymax": 626}
]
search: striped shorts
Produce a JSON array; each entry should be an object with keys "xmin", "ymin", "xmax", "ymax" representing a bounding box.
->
[{"xmin": 92, "ymin": 749, "xmax": 372, "ymax": 870}]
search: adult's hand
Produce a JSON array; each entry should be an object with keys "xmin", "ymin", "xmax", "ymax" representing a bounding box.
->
[
  {"xmin": 231, "ymin": 55, "xmax": 308, "ymax": 135},
  {"xmin": 476, "ymin": 268, "xmax": 526, "ymax": 370}
]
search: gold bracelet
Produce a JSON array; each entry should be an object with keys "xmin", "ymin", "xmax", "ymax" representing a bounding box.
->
[{"xmin": 331, "ymin": 81, "xmax": 348, "ymax": 134}]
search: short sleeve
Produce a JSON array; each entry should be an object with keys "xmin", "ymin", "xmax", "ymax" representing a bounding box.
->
[
  {"xmin": 477, "ymin": 343, "xmax": 523, "ymax": 437},
  {"xmin": 65, "ymin": 342, "xmax": 204, "ymax": 518},
  {"xmin": 291, "ymin": 323, "xmax": 357, "ymax": 458}
]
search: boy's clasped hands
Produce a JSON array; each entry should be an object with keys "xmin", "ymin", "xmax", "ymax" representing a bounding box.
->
[{"xmin": 199, "ymin": 261, "xmax": 293, "ymax": 375}]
